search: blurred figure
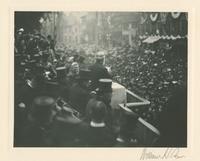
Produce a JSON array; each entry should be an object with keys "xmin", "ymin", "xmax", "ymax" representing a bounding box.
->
[
  {"xmin": 17, "ymin": 96, "xmax": 83, "ymax": 147},
  {"xmin": 18, "ymin": 96, "xmax": 57, "ymax": 146},
  {"xmin": 15, "ymin": 28, "xmax": 25, "ymax": 54},
  {"xmin": 47, "ymin": 35, "xmax": 55, "ymax": 52},
  {"xmin": 68, "ymin": 69, "xmax": 91, "ymax": 115},
  {"xmin": 67, "ymin": 55, "xmax": 80, "ymax": 83},
  {"xmin": 86, "ymin": 79, "xmax": 113, "ymax": 127},
  {"xmin": 41, "ymin": 51, "xmax": 56, "ymax": 80},
  {"xmin": 156, "ymin": 87, "xmax": 187, "ymax": 147},
  {"xmin": 16, "ymin": 71, "xmax": 45, "ymax": 109},
  {"xmin": 82, "ymin": 101, "xmax": 116, "ymax": 147},
  {"xmin": 78, "ymin": 55, "xmax": 87, "ymax": 70}
]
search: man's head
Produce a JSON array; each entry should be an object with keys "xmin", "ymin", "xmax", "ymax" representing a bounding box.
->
[
  {"xmin": 47, "ymin": 35, "xmax": 52, "ymax": 40},
  {"xmin": 17, "ymin": 28, "xmax": 24, "ymax": 35},
  {"xmin": 91, "ymin": 101, "xmax": 107, "ymax": 123},
  {"xmin": 95, "ymin": 51, "xmax": 106, "ymax": 65},
  {"xmin": 29, "ymin": 96, "xmax": 56, "ymax": 125}
]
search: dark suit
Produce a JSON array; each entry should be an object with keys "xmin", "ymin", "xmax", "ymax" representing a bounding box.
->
[
  {"xmin": 68, "ymin": 83, "xmax": 90, "ymax": 115},
  {"xmin": 80, "ymin": 123, "xmax": 116, "ymax": 147},
  {"xmin": 89, "ymin": 63, "xmax": 111, "ymax": 90},
  {"xmin": 17, "ymin": 113, "xmax": 83, "ymax": 147}
]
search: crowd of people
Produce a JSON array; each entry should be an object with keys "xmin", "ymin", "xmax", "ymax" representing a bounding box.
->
[
  {"xmin": 14, "ymin": 28, "xmax": 187, "ymax": 147},
  {"xmin": 14, "ymin": 29, "xmax": 128, "ymax": 147},
  {"xmin": 105, "ymin": 40, "xmax": 187, "ymax": 126}
]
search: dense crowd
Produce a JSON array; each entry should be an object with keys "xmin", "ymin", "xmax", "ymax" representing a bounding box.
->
[
  {"xmin": 14, "ymin": 28, "xmax": 187, "ymax": 147},
  {"xmin": 105, "ymin": 41, "xmax": 187, "ymax": 126},
  {"xmin": 57, "ymin": 40, "xmax": 187, "ymax": 126},
  {"xmin": 14, "ymin": 30, "xmax": 122, "ymax": 147}
]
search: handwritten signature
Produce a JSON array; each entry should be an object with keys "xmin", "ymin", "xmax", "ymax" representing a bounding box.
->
[{"xmin": 140, "ymin": 148, "xmax": 185, "ymax": 160}]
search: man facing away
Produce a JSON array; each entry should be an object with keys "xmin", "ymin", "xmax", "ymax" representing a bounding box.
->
[{"xmin": 89, "ymin": 51, "xmax": 111, "ymax": 90}]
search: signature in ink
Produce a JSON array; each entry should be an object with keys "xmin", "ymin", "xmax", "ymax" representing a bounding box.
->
[{"xmin": 140, "ymin": 148, "xmax": 185, "ymax": 160}]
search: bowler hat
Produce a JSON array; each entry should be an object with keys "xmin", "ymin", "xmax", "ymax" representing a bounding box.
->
[{"xmin": 97, "ymin": 79, "xmax": 112, "ymax": 93}]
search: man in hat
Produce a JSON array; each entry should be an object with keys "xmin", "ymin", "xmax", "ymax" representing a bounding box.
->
[
  {"xmin": 55, "ymin": 66, "xmax": 70, "ymax": 100},
  {"xmin": 81, "ymin": 101, "xmax": 116, "ymax": 147},
  {"xmin": 85, "ymin": 79, "xmax": 113, "ymax": 128},
  {"xmin": 68, "ymin": 69, "xmax": 91, "ymax": 115},
  {"xmin": 89, "ymin": 51, "xmax": 111, "ymax": 90},
  {"xmin": 17, "ymin": 96, "xmax": 57, "ymax": 146},
  {"xmin": 96, "ymin": 79, "xmax": 112, "ymax": 106},
  {"xmin": 17, "ymin": 95, "xmax": 83, "ymax": 147}
]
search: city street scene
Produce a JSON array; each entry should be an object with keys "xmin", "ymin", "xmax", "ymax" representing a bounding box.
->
[{"xmin": 14, "ymin": 12, "xmax": 187, "ymax": 147}]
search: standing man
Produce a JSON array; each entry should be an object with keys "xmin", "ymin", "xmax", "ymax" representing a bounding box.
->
[
  {"xmin": 47, "ymin": 35, "xmax": 55, "ymax": 52},
  {"xmin": 89, "ymin": 51, "xmax": 111, "ymax": 90},
  {"xmin": 68, "ymin": 69, "xmax": 92, "ymax": 115}
]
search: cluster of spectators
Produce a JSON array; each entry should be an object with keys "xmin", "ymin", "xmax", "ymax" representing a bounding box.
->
[
  {"xmin": 14, "ymin": 28, "xmax": 187, "ymax": 147},
  {"xmin": 14, "ymin": 29, "xmax": 124, "ymax": 147},
  {"xmin": 105, "ymin": 41, "xmax": 187, "ymax": 125}
]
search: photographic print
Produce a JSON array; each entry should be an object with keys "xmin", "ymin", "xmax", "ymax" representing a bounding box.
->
[{"xmin": 14, "ymin": 11, "xmax": 187, "ymax": 147}]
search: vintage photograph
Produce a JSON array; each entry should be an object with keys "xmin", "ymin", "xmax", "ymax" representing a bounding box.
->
[{"xmin": 14, "ymin": 11, "xmax": 187, "ymax": 147}]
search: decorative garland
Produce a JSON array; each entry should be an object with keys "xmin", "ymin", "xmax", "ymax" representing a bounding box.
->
[
  {"xmin": 160, "ymin": 13, "xmax": 168, "ymax": 24},
  {"xmin": 150, "ymin": 13, "xmax": 158, "ymax": 22},
  {"xmin": 185, "ymin": 13, "xmax": 188, "ymax": 21},
  {"xmin": 171, "ymin": 12, "xmax": 181, "ymax": 19},
  {"xmin": 140, "ymin": 13, "xmax": 148, "ymax": 24}
]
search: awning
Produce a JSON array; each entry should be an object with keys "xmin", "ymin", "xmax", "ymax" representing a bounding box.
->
[{"xmin": 143, "ymin": 35, "xmax": 161, "ymax": 44}]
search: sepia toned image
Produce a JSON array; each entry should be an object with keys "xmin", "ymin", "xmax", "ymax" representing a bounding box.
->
[{"xmin": 14, "ymin": 11, "xmax": 187, "ymax": 147}]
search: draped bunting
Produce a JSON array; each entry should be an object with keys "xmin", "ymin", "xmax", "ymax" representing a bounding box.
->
[
  {"xmin": 185, "ymin": 13, "xmax": 188, "ymax": 21},
  {"xmin": 140, "ymin": 12, "xmax": 187, "ymax": 38},
  {"xmin": 150, "ymin": 13, "xmax": 158, "ymax": 22},
  {"xmin": 171, "ymin": 12, "xmax": 181, "ymax": 19},
  {"xmin": 160, "ymin": 13, "xmax": 168, "ymax": 24},
  {"xmin": 140, "ymin": 13, "xmax": 148, "ymax": 24}
]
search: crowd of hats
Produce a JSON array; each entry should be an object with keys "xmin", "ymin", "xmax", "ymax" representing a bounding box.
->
[
  {"xmin": 105, "ymin": 43, "xmax": 187, "ymax": 125},
  {"xmin": 53, "ymin": 42, "xmax": 187, "ymax": 126},
  {"xmin": 15, "ymin": 30, "xmax": 187, "ymax": 126}
]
